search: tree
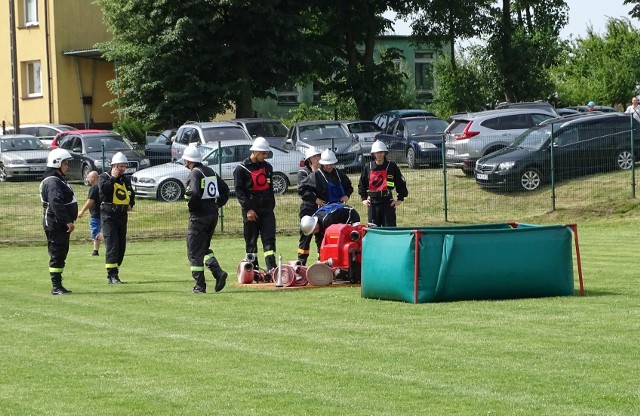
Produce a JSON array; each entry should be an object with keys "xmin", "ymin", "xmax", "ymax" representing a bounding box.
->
[
  {"xmin": 552, "ymin": 18, "xmax": 640, "ymax": 107},
  {"xmin": 96, "ymin": 0, "xmax": 315, "ymax": 125},
  {"xmin": 624, "ymin": 0, "xmax": 640, "ymax": 20}
]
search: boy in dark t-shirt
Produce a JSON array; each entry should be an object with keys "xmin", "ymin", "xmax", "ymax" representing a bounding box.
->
[{"xmin": 77, "ymin": 171, "xmax": 103, "ymax": 255}]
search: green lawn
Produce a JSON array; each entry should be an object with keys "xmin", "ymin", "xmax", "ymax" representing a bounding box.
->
[{"xmin": 1, "ymin": 223, "xmax": 639, "ymax": 415}]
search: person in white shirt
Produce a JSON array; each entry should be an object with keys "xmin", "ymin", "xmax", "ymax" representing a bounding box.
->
[{"xmin": 625, "ymin": 96, "xmax": 640, "ymax": 122}]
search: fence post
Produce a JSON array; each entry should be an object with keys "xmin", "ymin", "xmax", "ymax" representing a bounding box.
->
[
  {"xmin": 441, "ymin": 134, "xmax": 448, "ymax": 222},
  {"xmin": 631, "ymin": 113, "xmax": 636, "ymax": 199},
  {"xmin": 550, "ymin": 123, "xmax": 556, "ymax": 212}
]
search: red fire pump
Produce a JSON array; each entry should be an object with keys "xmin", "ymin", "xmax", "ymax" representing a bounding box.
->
[{"xmin": 318, "ymin": 223, "xmax": 367, "ymax": 283}]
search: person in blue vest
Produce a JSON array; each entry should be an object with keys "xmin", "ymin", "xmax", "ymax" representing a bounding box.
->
[
  {"xmin": 40, "ymin": 148, "xmax": 78, "ymax": 295},
  {"xmin": 300, "ymin": 149, "xmax": 353, "ymax": 206},
  {"xmin": 357, "ymin": 140, "xmax": 408, "ymax": 226},
  {"xmin": 300, "ymin": 203, "xmax": 360, "ymax": 247}
]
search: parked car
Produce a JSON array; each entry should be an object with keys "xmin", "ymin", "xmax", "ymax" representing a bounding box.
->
[
  {"xmin": 284, "ymin": 120, "xmax": 362, "ymax": 172},
  {"xmin": 555, "ymin": 108, "xmax": 581, "ymax": 116},
  {"xmin": 145, "ymin": 129, "xmax": 177, "ymax": 166},
  {"xmin": 0, "ymin": 135, "xmax": 50, "ymax": 181},
  {"xmin": 374, "ymin": 116, "xmax": 449, "ymax": 168},
  {"xmin": 3, "ymin": 124, "xmax": 77, "ymax": 147},
  {"xmin": 171, "ymin": 121, "xmax": 252, "ymax": 161},
  {"xmin": 444, "ymin": 108, "xmax": 557, "ymax": 176},
  {"xmin": 495, "ymin": 101, "xmax": 558, "ymax": 115},
  {"xmin": 373, "ymin": 109, "xmax": 435, "ymax": 131},
  {"xmin": 475, "ymin": 112, "xmax": 640, "ymax": 191},
  {"xmin": 231, "ymin": 118, "xmax": 289, "ymax": 147},
  {"xmin": 56, "ymin": 131, "xmax": 150, "ymax": 184},
  {"xmin": 337, "ymin": 120, "xmax": 382, "ymax": 156},
  {"xmin": 51, "ymin": 129, "xmax": 109, "ymax": 149},
  {"xmin": 132, "ymin": 140, "xmax": 304, "ymax": 201}
]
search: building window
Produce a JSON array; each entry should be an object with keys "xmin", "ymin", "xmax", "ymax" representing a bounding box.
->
[
  {"xmin": 24, "ymin": 61, "xmax": 42, "ymax": 97},
  {"xmin": 23, "ymin": 0, "xmax": 38, "ymax": 26},
  {"xmin": 311, "ymin": 83, "xmax": 325, "ymax": 104},
  {"xmin": 415, "ymin": 52, "xmax": 435, "ymax": 101},
  {"xmin": 277, "ymin": 83, "xmax": 300, "ymax": 105}
]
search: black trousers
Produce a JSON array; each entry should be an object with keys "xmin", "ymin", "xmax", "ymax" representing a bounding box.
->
[
  {"xmin": 368, "ymin": 198, "xmax": 397, "ymax": 227},
  {"xmin": 187, "ymin": 213, "xmax": 218, "ymax": 269},
  {"xmin": 243, "ymin": 207, "xmax": 276, "ymax": 270},
  {"xmin": 297, "ymin": 205, "xmax": 322, "ymax": 265},
  {"xmin": 102, "ymin": 211, "xmax": 128, "ymax": 276},
  {"xmin": 45, "ymin": 225, "xmax": 70, "ymax": 273}
]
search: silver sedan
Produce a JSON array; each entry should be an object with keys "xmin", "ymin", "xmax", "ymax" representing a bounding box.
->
[
  {"xmin": 0, "ymin": 135, "xmax": 50, "ymax": 181},
  {"xmin": 132, "ymin": 140, "xmax": 304, "ymax": 202}
]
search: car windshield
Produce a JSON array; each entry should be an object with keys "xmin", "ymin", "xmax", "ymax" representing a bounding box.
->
[
  {"xmin": 346, "ymin": 122, "xmax": 381, "ymax": 134},
  {"xmin": 510, "ymin": 124, "xmax": 554, "ymax": 149},
  {"xmin": 202, "ymin": 127, "xmax": 248, "ymax": 142},
  {"xmin": 84, "ymin": 136, "xmax": 133, "ymax": 152},
  {"xmin": 406, "ymin": 119, "xmax": 448, "ymax": 136},
  {"xmin": 246, "ymin": 122, "xmax": 288, "ymax": 137},
  {"xmin": 299, "ymin": 124, "xmax": 349, "ymax": 142},
  {"xmin": 1, "ymin": 137, "xmax": 47, "ymax": 151}
]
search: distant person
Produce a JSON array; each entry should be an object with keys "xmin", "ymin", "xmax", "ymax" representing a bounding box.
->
[
  {"xmin": 587, "ymin": 101, "xmax": 596, "ymax": 111},
  {"xmin": 358, "ymin": 140, "xmax": 408, "ymax": 227},
  {"xmin": 182, "ymin": 145, "xmax": 230, "ymax": 294},
  {"xmin": 40, "ymin": 149, "xmax": 78, "ymax": 295},
  {"xmin": 77, "ymin": 171, "xmax": 103, "ymax": 256},
  {"xmin": 99, "ymin": 152, "xmax": 135, "ymax": 285},
  {"xmin": 625, "ymin": 97, "xmax": 640, "ymax": 122}
]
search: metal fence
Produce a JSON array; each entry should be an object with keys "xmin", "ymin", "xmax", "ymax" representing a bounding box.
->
[{"xmin": 2, "ymin": 123, "xmax": 639, "ymax": 244}]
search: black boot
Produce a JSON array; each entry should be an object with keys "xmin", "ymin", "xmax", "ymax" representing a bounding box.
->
[
  {"xmin": 107, "ymin": 268, "xmax": 123, "ymax": 284},
  {"xmin": 51, "ymin": 273, "xmax": 72, "ymax": 295},
  {"xmin": 191, "ymin": 271, "xmax": 206, "ymax": 293},
  {"xmin": 205, "ymin": 254, "xmax": 227, "ymax": 292}
]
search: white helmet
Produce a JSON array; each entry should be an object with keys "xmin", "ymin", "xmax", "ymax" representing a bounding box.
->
[
  {"xmin": 182, "ymin": 144, "xmax": 201, "ymax": 163},
  {"xmin": 47, "ymin": 148, "xmax": 73, "ymax": 168},
  {"xmin": 304, "ymin": 146, "xmax": 322, "ymax": 161},
  {"xmin": 371, "ymin": 140, "xmax": 388, "ymax": 153},
  {"xmin": 319, "ymin": 149, "xmax": 338, "ymax": 165},
  {"xmin": 111, "ymin": 152, "xmax": 128, "ymax": 165},
  {"xmin": 300, "ymin": 215, "xmax": 319, "ymax": 236},
  {"xmin": 250, "ymin": 136, "xmax": 271, "ymax": 152}
]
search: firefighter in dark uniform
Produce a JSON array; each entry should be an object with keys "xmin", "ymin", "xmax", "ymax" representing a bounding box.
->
[
  {"xmin": 300, "ymin": 203, "xmax": 360, "ymax": 238},
  {"xmin": 99, "ymin": 152, "xmax": 135, "ymax": 284},
  {"xmin": 182, "ymin": 144, "xmax": 230, "ymax": 294},
  {"xmin": 233, "ymin": 137, "xmax": 277, "ymax": 272},
  {"xmin": 296, "ymin": 146, "xmax": 322, "ymax": 265},
  {"xmin": 299, "ymin": 149, "xmax": 353, "ymax": 248},
  {"xmin": 40, "ymin": 148, "xmax": 78, "ymax": 295},
  {"xmin": 358, "ymin": 140, "xmax": 408, "ymax": 226}
]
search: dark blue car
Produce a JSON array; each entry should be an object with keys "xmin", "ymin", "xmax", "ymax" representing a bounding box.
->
[{"xmin": 374, "ymin": 116, "xmax": 449, "ymax": 168}]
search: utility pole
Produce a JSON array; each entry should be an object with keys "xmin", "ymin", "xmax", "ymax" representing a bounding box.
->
[{"xmin": 9, "ymin": 0, "xmax": 21, "ymax": 133}]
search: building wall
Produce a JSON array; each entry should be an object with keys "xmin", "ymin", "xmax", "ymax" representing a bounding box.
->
[{"xmin": 0, "ymin": 0, "xmax": 115, "ymax": 130}]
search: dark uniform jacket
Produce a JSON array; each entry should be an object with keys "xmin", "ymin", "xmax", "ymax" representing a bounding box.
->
[
  {"xmin": 301, "ymin": 167, "xmax": 353, "ymax": 204},
  {"xmin": 357, "ymin": 159, "xmax": 408, "ymax": 201},
  {"xmin": 186, "ymin": 163, "xmax": 230, "ymax": 214},
  {"xmin": 297, "ymin": 166, "xmax": 318, "ymax": 211},
  {"xmin": 40, "ymin": 169, "xmax": 78, "ymax": 229},
  {"xmin": 314, "ymin": 203, "xmax": 360, "ymax": 233},
  {"xmin": 98, "ymin": 172, "xmax": 135, "ymax": 212},
  {"xmin": 233, "ymin": 157, "xmax": 275, "ymax": 211}
]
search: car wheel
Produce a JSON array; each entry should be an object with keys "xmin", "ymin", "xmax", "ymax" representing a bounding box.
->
[
  {"xmin": 157, "ymin": 179, "xmax": 184, "ymax": 202},
  {"xmin": 406, "ymin": 148, "xmax": 417, "ymax": 169},
  {"xmin": 82, "ymin": 164, "xmax": 92, "ymax": 185},
  {"xmin": 615, "ymin": 149, "xmax": 633, "ymax": 170},
  {"xmin": 0, "ymin": 164, "xmax": 7, "ymax": 182},
  {"xmin": 272, "ymin": 172, "xmax": 289, "ymax": 195},
  {"xmin": 520, "ymin": 168, "xmax": 542, "ymax": 191}
]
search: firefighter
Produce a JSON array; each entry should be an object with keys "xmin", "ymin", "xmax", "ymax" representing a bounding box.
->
[
  {"xmin": 300, "ymin": 149, "xmax": 353, "ymax": 206},
  {"xmin": 99, "ymin": 152, "xmax": 135, "ymax": 284},
  {"xmin": 300, "ymin": 203, "xmax": 361, "ymax": 238},
  {"xmin": 296, "ymin": 146, "xmax": 322, "ymax": 265},
  {"xmin": 358, "ymin": 140, "xmax": 408, "ymax": 226},
  {"xmin": 233, "ymin": 137, "xmax": 277, "ymax": 272},
  {"xmin": 182, "ymin": 144, "xmax": 230, "ymax": 294},
  {"xmin": 40, "ymin": 148, "xmax": 78, "ymax": 295}
]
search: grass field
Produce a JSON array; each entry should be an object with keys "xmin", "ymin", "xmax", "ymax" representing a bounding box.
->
[{"xmin": 1, "ymin": 221, "xmax": 639, "ymax": 415}]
